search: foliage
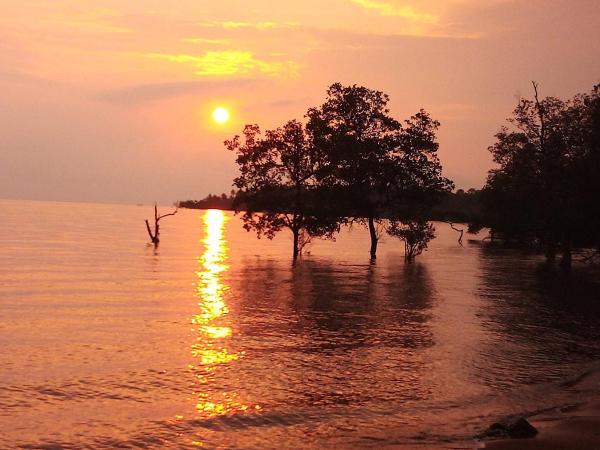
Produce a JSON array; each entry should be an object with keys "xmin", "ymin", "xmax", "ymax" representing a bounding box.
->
[
  {"xmin": 307, "ymin": 83, "xmax": 453, "ymax": 258},
  {"xmin": 430, "ymin": 189, "xmax": 482, "ymax": 224},
  {"xmin": 479, "ymin": 82, "xmax": 600, "ymax": 267},
  {"xmin": 225, "ymin": 120, "xmax": 342, "ymax": 260},
  {"xmin": 387, "ymin": 220, "xmax": 436, "ymax": 262},
  {"xmin": 225, "ymin": 82, "xmax": 454, "ymax": 261}
]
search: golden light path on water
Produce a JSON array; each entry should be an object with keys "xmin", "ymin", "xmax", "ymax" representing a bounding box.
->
[{"xmin": 190, "ymin": 209, "xmax": 259, "ymax": 420}]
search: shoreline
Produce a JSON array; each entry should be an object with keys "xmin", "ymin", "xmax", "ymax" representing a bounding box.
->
[
  {"xmin": 484, "ymin": 402, "xmax": 600, "ymax": 449},
  {"xmin": 484, "ymin": 367, "xmax": 600, "ymax": 449}
]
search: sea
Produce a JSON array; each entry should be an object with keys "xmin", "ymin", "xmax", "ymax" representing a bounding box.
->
[{"xmin": 2, "ymin": 199, "xmax": 600, "ymax": 449}]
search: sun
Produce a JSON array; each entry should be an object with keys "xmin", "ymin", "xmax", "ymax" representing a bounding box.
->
[{"xmin": 212, "ymin": 107, "xmax": 230, "ymax": 124}]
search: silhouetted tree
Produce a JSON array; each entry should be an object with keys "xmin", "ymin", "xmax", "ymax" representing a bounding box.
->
[
  {"xmin": 570, "ymin": 84, "xmax": 600, "ymax": 261},
  {"xmin": 387, "ymin": 220, "xmax": 435, "ymax": 262},
  {"xmin": 480, "ymin": 82, "xmax": 600, "ymax": 268},
  {"xmin": 226, "ymin": 120, "xmax": 342, "ymax": 261},
  {"xmin": 307, "ymin": 83, "xmax": 452, "ymax": 260},
  {"xmin": 145, "ymin": 203, "xmax": 177, "ymax": 245}
]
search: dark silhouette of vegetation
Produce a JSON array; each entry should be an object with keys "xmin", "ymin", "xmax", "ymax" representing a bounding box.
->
[
  {"xmin": 387, "ymin": 220, "xmax": 436, "ymax": 261},
  {"xmin": 178, "ymin": 191, "xmax": 236, "ymax": 210},
  {"xmin": 307, "ymin": 83, "xmax": 453, "ymax": 260},
  {"xmin": 145, "ymin": 202, "xmax": 177, "ymax": 245},
  {"xmin": 179, "ymin": 188, "xmax": 483, "ymax": 230},
  {"xmin": 225, "ymin": 120, "xmax": 343, "ymax": 261},
  {"xmin": 476, "ymin": 82, "xmax": 600, "ymax": 269},
  {"xmin": 195, "ymin": 80, "xmax": 600, "ymax": 269},
  {"xmin": 223, "ymin": 83, "xmax": 453, "ymax": 261},
  {"xmin": 430, "ymin": 189, "xmax": 482, "ymax": 223},
  {"xmin": 220, "ymin": 81, "xmax": 600, "ymax": 267}
]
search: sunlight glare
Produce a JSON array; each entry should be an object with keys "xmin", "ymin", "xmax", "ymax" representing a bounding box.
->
[
  {"xmin": 186, "ymin": 209, "xmax": 259, "ymax": 418},
  {"xmin": 212, "ymin": 107, "xmax": 230, "ymax": 124}
]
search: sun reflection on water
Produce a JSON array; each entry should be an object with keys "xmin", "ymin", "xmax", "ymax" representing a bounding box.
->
[{"xmin": 189, "ymin": 209, "xmax": 257, "ymax": 420}]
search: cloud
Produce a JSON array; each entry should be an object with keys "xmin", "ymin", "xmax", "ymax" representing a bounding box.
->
[
  {"xmin": 197, "ymin": 21, "xmax": 296, "ymax": 30},
  {"xmin": 182, "ymin": 37, "xmax": 229, "ymax": 45},
  {"xmin": 144, "ymin": 51, "xmax": 299, "ymax": 77},
  {"xmin": 48, "ymin": 8, "xmax": 132, "ymax": 34},
  {"xmin": 349, "ymin": 0, "xmax": 438, "ymax": 22},
  {"xmin": 97, "ymin": 79, "xmax": 259, "ymax": 106}
]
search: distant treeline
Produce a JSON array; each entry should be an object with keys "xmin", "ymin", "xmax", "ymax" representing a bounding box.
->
[
  {"xmin": 178, "ymin": 192, "xmax": 236, "ymax": 210},
  {"xmin": 179, "ymin": 188, "xmax": 481, "ymax": 223}
]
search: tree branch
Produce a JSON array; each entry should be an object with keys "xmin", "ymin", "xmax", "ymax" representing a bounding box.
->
[
  {"xmin": 532, "ymin": 81, "xmax": 546, "ymax": 152},
  {"xmin": 448, "ymin": 222, "xmax": 464, "ymax": 245},
  {"xmin": 157, "ymin": 209, "xmax": 178, "ymax": 220},
  {"xmin": 145, "ymin": 219, "xmax": 155, "ymax": 241}
]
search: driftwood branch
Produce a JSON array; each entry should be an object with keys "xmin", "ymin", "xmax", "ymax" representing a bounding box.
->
[
  {"xmin": 145, "ymin": 202, "xmax": 178, "ymax": 246},
  {"xmin": 449, "ymin": 222, "xmax": 464, "ymax": 245}
]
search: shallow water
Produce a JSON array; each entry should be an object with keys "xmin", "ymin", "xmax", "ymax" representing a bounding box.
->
[{"xmin": 1, "ymin": 200, "xmax": 600, "ymax": 449}]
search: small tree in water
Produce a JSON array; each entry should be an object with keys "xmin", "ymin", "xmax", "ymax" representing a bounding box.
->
[
  {"xmin": 225, "ymin": 120, "xmax": 342, "ymax": 261},
  {"xmin": 387, "ymin": 220, "xmax": 435, "ymax": 262}
]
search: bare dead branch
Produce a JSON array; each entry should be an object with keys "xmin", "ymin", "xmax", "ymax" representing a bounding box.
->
[
  {"xmin": 532, "ymin": 81, "xmax": 546, "ymax": 151},
  {"xmin": 448, "ymin": 222, "xmax": 464, "ymax": 245},
  {"xmin": 146, "ymin": 203, "xmax": 177, "ymax": 245},
  {"xmin": 157, "ymin": 209, "xmax": 178, "ymax": 220}
]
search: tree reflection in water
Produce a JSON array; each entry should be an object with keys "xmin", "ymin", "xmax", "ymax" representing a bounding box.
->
[{"xmin": 233, "ymin": 256, "xmax": 437, "ymax": 410}]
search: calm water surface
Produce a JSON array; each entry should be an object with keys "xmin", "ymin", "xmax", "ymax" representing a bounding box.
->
[{"xmin": 2, "ymin": 200, "xmax": 600, "ymax": 449}]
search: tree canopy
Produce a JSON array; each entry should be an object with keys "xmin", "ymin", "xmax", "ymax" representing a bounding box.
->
[
  {"xmin": 225, "ymin": 120, "xmax": 342, "ymax": 261},
  {"xmin": 225, "ymin": 83, "xmax": 453, "ymax": 262},
  {"xmin": 307, "ymin": 83, "xmax": 453, "ymax": 259}
]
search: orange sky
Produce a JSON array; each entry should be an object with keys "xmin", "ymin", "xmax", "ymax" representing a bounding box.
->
[{"xmin": 1, "ymin": 0, "xmax": 599, "ymax": 203}]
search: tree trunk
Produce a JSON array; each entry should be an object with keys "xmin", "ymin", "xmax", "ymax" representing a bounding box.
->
[
  {"xmin": 153, "ymin": 204, "xmax": 160, "ymax": 244},
  {"xmin": 145, "ymin": 219, "xmax": 158, "ymax": 245},
  {"xmin": 368, "ymin": 216, "xmax": 378, "ymax": 260},
  {"xmin": 153, "ymin": 223, "xmax": 160, "ymax": 244},
  {"xmin": 145, "ymin": 219, "xmax": 154, "ymax": 242},
  {"xmin": 292, "ymin": 228, "xmax": 299, "ymax": 262},
  {"xmin": 404, "ymin": 242, "xmax": 413, "ymax": 263}
]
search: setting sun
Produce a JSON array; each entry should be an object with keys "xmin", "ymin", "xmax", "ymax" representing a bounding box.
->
[{"xmin": 212, "ymin": 107, "xmax": 230, "ymax": 124}]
